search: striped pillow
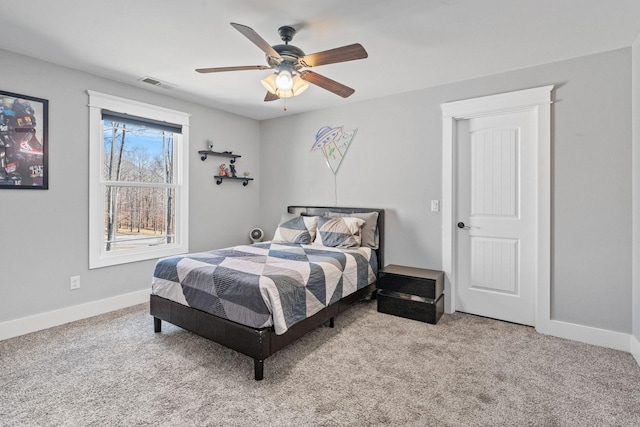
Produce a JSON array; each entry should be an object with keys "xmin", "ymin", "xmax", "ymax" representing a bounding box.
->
[
  {"xmin": 272, "ymin": 214, "xmax": 318, "ymax": 244},
  {"xmin": 313, "ymin": 216, "xmax": 365, "ymax": 248}
]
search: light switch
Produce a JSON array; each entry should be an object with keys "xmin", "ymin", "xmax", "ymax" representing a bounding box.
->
[{"xmin": 431, "ymin": 200, "xmax": 440, "ymax": 212}]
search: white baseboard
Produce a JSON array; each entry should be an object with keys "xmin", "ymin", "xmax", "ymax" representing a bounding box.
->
[
  {"xmin": 0, "ymin": 289, "xmax": 150, "ymax": 341},
  {"xmin": 540, "ymin": 319, "xmax": 631, "ymax": 353},
  {"xmin": 632, "ymin": 334, "xmax": 640, "ymax": 366}
]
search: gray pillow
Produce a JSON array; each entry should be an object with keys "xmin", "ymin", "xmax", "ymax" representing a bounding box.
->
[
  {"xmin": 313, "ymin": 216, "xmax": 365, "ymax": 248},
  {"xmin": 326, "ymin": 211, "xmax": 379, "ymax": 249}
]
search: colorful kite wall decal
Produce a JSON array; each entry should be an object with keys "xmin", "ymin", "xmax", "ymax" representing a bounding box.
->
[{"xmin": 310, "ymin": 125, "xmax": 357, "ymax": 174}]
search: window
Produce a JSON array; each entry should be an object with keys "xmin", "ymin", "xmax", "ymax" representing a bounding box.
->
[{"xmin": 88, "ymin": 91, "xmax": 189, "ymax": 268}]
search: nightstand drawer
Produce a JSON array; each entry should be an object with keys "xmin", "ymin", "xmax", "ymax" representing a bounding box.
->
[
  {"xmin": 377, "ymin": 290, "xmax": 444, "ymax": 324},
  {"xmin": 377, "ymin": 265, "xmax": 444, "ymax": 300}
]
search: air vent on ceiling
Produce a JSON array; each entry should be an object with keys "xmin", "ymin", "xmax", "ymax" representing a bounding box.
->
[{"xmin": 138, "ymin": 76, "xmax": 177, "ymax": 90}]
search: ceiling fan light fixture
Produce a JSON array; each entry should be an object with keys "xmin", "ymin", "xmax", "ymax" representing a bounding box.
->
[
  {"xmin": 260, "ymin": 73, "xmax": 278, "ymax": 94},
  {"xmin": 290, "ymin": 75, "xmax": 309, "ymax": 96},
  {"xmin": 275, "ymin": 69, "xmax": 294, "ymax": 91},
  {"xmin": 261, "ymin": 73, "xmax": 309, "ymax": 98}
]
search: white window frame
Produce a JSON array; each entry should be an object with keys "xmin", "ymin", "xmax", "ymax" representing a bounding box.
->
[{"xmin": 88, "ymin": 90, "xmax": 190, "ymax": 269}]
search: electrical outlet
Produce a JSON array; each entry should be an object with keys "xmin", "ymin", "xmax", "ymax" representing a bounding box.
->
[{"xmin": 70, "ymin": 276, "xmax": 81, "ymax": 290}]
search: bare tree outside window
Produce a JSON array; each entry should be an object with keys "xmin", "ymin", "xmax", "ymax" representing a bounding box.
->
[{"xmin": 102, "ymin": 119, "xmax": 175, "ymax": 252}]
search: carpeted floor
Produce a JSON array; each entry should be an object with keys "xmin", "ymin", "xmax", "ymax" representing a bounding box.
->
[{"xmin": 1, "ymin": 300, "xmax": 639, "ymax": 426}]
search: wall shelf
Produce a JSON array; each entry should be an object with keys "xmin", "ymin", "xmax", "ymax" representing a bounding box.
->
[
  {"xmin": 199, "ymin": 148, "xmax": 252, "ymax": 187},
  {"xmin": 198, "ymin": 150, "xmax": 241, "ymax": 163},
  {"xmin": 215, "ymin": 176, "xmax": 253, "ymax": 186}
]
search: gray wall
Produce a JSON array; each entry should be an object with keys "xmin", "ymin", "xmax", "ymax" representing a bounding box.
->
[
  {"xmin": 1, "ymin": 46, "xmax": 634, "ymax": 337},
  {"xmin": 260, "ymin": 48, "xmax": 633, "ymax": 333},
  {"xmin": 0, "ymin": 49, "xmax": 261, "ymax": 323},
  {"xmin": 633, "ymin": 38, "xmax": 640, "ymax": 346}
]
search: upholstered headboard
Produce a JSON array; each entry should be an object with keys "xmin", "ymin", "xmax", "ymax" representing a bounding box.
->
[{"xmin": 287, "ymin": 206, "xmax": 385, "ymax": 272}]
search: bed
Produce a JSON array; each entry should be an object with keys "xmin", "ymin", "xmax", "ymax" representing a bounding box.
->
[{"xmin": 150, "ymin": 206, "xmax": 384, "ymax": 380}]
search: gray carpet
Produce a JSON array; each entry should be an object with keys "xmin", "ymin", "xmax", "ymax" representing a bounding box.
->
[{"xmin": 1, "ymin": 300, "xmax": 639, "ymax": 427}]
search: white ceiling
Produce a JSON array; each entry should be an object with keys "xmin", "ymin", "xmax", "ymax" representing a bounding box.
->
[{"xmin": 1, "ymin": 0, "xmax": 639, "ymax": 120}]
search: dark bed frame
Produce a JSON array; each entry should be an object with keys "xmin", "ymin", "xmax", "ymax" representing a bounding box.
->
[{"xmin": 150, "ymin": 206, "xmax": 384, "ymax": 380}]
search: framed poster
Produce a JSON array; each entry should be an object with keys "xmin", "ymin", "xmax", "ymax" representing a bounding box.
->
[{"xmin": 0, "ymin": 90, "xmax": 48, "ymax": 189}]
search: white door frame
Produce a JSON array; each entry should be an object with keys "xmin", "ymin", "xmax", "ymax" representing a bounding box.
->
[{"xmin": 441, "ymin": 86, "xmax": 553, "ymax": 333}]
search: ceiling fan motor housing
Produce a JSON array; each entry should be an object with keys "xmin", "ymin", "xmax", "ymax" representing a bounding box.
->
[
  {"xmin": 267, "ymin": 44, "xmax": 305, "ymax": 69},
  {"xmin": 265, "ymin": 25, "xmax": 305, "ymax": 69}
]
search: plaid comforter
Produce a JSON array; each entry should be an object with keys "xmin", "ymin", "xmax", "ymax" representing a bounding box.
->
[{"xmin": 151, "ymin": 242, "xmax": 377, "ymax": 335}]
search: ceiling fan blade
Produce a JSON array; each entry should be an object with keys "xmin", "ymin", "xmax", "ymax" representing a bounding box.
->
[
  {"xmin": 196, "ymin": 65, "xmax": 271, "ymax": 73},
  {"xmin": 264, "ymin": 92, "xmax": 280, "ymax": 102},
  {"xmin": 230, "ymin": 22, "xmax": 282, "ymax": 60},
  {"xmin": 300, "ymin": 43, "xmax": 368, "ymax": 68},
  {"xmin": 299, "ymin": 70, "xmax": 355, "ymax": 98}
]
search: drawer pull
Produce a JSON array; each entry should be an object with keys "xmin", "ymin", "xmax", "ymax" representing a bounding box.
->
[{"xmin": 378, "ymin": 289, "xmax": 437, "ymax": 304}]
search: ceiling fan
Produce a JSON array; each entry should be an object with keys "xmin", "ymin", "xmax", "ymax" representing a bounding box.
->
[{"xmin": 196, "ymin": 23, "xmax": 368, "ymax": 102}]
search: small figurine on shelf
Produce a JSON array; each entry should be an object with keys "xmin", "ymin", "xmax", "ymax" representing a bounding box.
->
[
  {"xmin": 230, "ymin": 164, "xmax": 237, "ymax": 178},
  {"xmin": 207, "ymin": 140, "xmax": 214, "ymax": 151},
  {"xmin": 219, "ymin": 163, "xmax": 229, "ymax": 176}
]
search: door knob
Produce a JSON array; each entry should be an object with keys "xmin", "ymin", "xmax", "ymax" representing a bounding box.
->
[{"xmin": 457, "ymin": 222, "xmax": 470, "ymax": 230}]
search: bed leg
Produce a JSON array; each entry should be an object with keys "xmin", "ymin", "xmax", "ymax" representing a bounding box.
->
[
  {"xmin": 329, "ymin": 317, "xmax": 335, "ymax": 328},
  {"xmin": 154, "ymin": 317, "xmax": 162, "ymax": 333},
  {"xmin": 254, "ymin": 359, "xmax": 264, "ymax": 381}
]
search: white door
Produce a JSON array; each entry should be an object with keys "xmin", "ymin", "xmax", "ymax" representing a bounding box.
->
[{"xmin": 455, "ymin": 110, "xmax": 537, "ymax": 326}]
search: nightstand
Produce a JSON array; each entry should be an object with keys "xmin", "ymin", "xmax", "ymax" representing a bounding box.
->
[{"xmin": 376, "ymin": 265, "xmax": 444, "ymax": 324}]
